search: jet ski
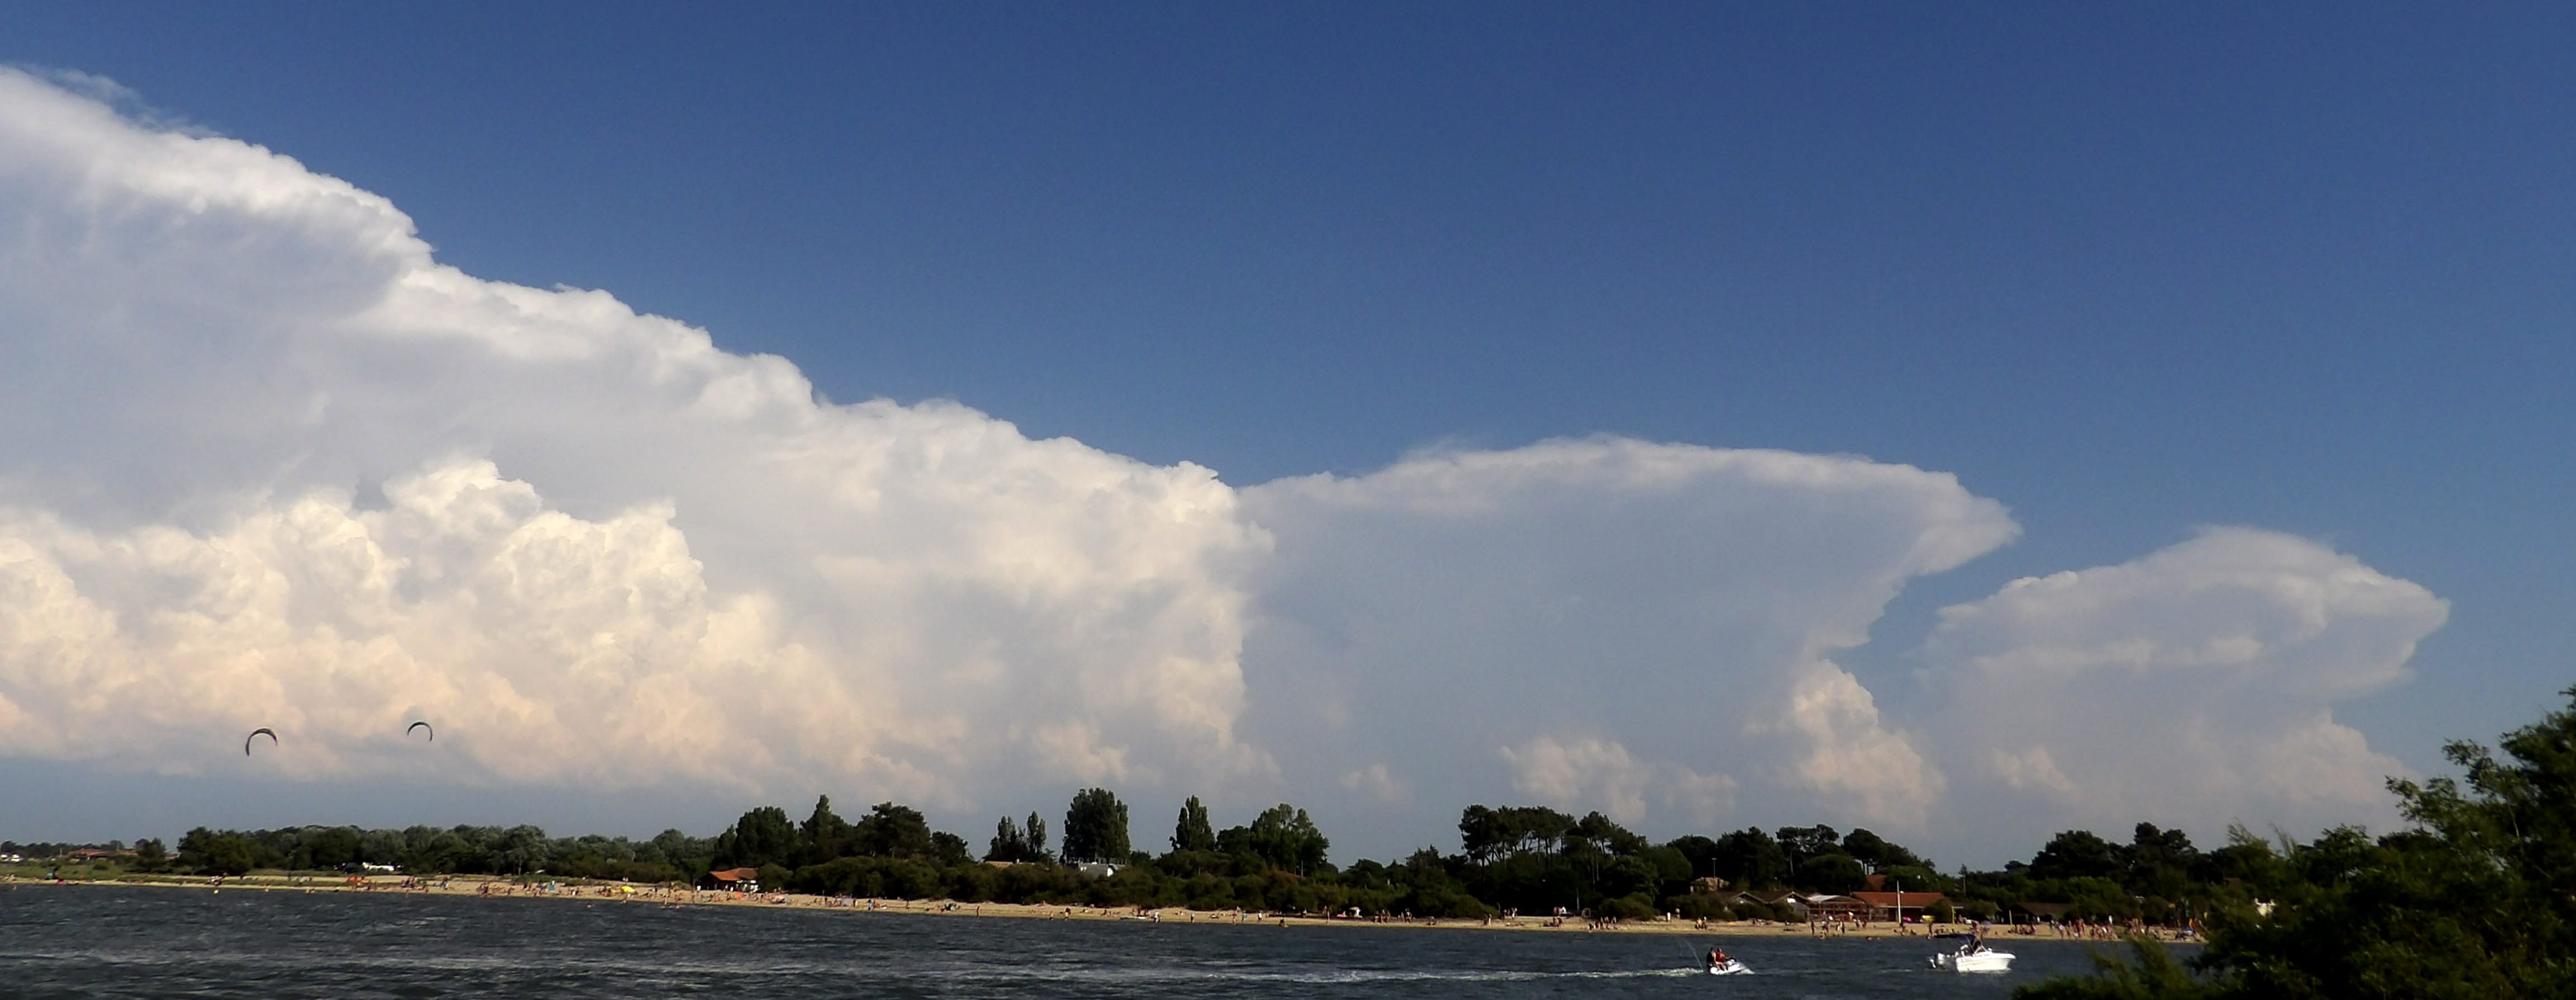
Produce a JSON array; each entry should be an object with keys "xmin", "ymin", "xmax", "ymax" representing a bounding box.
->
[{"xmin": 1704, "ymin": 959, "xmax": 1751, "ymax": 975}]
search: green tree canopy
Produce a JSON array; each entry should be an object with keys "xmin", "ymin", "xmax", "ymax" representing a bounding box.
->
[
  {"xmin": 2120, "ymin": 822, "xmax": 2200, "ymax": 900},
  {"xmin": 1841, "ymin": 828, "xmax": 1930, "ymax": 872},
  {"xmin": 1710, "ymin": 827, "xmax": 1790, "ymax": 888},
  {"xmin": 1063, "ymin": 788, "xmax": 1130, "ymax": 862},
  {"xmin": 1457, "ymin": 804, "xmax": 1574, "ymax": 862},
  {"xmin": 299, "ymin": 827, "xmax": 361, "ymax": 870},
  {"xmin": 853, "ymin": 802, "xmax": 935, "ymax": 859},
  {"xmin": 987, "ymin": 815, "xmax": 1030, "ymax": 862},
  {"xmin": 2029, "ymin": 829, "xmax": 2124, "ymax": 882},
  {"xmin": 176, "ymin": 827, "xmax": 263, "ymax": 875},
  {"xmin": 928, "ymin": 831, "xmax": 973, "ymax": 867},
  {"xmin": 1795, "ymin": 852, "xmax": 1868, "ymax": 894},
  {"xmin": 1569, "ymin": 812, "xmax": 1648, "ymax": 856},
  {"xmin": 1774, "ymin": 824, "xmax": 1843, "ymax": 869},
  {"xmin": 1664, "ymin": 834, "xmax": 1722, "ymax": 879},
  {"xmin": 1172, "ymin": 796, "xmax": 1216, "ymax": 853},
  {"xmin": 2021, "ymin": 687, "xmax": 2576, "ymax": 999},
  {"xmin": 1232, "ymin": 803, "xmax": 1329, "ymax": 874},
  {"xmin": 804, "ymin": 796, "xmax": 850, "ymax": 853},
  {"xmin": 713, "ymin": 806, "xmax": 797, "ymax": 870}
]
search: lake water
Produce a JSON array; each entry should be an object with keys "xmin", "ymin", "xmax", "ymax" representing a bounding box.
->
[{"xmin": 1, "ymin": 885, "xmax": 2116, "ymax": 998}]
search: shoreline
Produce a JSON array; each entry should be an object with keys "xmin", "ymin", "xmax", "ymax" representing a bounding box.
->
[{"xmin": 2, "ymin": 873, "xmax": 2199, "ymax": 946}]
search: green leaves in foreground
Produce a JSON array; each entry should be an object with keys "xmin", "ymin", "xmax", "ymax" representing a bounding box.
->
[
  {"xmin": 2020, "ymin": 687, "xmax": 2576, "ymax": 999},
  {"xmin": 2018, "ymin": 937, "xmax": 2212, "ymax": 1000}
]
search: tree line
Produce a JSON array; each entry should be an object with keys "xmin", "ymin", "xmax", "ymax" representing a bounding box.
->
[
  {"xmin": 151, "ymin": 824, "xmax": 716, "ymax": 884},
  {"xmin": 39, "ymin": 686, "xmax": 2575, "ymax": 999},
  {"xmin": 125, "ymin": 790, "xmax": 2283, "ymax": 926}
]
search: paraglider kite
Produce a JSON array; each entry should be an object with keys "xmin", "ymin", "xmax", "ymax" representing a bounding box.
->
[
  {"xmin": 244, "ymin": 728, "xmax": 277, "ymax": 756},
  {"xmin": 407, "ymin": 720, "xmax": 433, "ymax": 742}
]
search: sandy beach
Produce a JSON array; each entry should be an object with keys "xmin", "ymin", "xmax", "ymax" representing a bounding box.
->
[{"xmin": 1, "ymin": 872, "xmax": 2190, "ymax": 946}]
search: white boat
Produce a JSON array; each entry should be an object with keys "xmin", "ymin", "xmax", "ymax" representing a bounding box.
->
[
  {"xmin": 1704, "ymin": 959, "xmax": 1751, "ymax": 975},
  {"xmin": 1929, "ymin": 942, "xmax": 2014, "ymax": 973}
]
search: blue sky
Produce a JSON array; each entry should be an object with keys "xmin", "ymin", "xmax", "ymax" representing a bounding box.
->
[{"xmin": 0, "ymin": 3, "xmax": 2567, "ymax": 863}]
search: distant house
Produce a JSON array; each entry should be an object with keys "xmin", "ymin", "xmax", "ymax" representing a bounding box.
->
[
  {"xmin": 705, "ymin": 867, "xmax": 761, "ymax": 890},
  {"xmin": 1731, "ymin": 890, "xmax": 1805, "ymax": 916},
  {"xmin": 1848, "ymin": 891, "xmax": 1948, "ymax": 921},
  {"xmin": 1800, "ymin": 894, "xmax": 1871, "ymax": 922},
  {"xmin": 1076, "ymin": 861, "xmax": 1121, "ymax": 879},
  {"xmin": 2011, "ymin": 901, "xmax": 2076, "ymax": 923},
  {"xmin": 1689, "ymin": 876, "xmax": 1731, "ymax": 896}
]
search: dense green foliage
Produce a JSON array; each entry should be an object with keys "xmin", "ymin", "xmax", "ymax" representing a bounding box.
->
[
  {"xmin": 986, "ymin": 815, "xmax": 1043, "ymax": 864},
  {"xmin": 1062, "ymin": 787, "xmax": 1130, "ymax": 863},
  {"xmin": 79, "ymin": 691, "xmax": 2576, "ymax": 974},
  {"xmin": 986, "ymin": 811, "xmax": 1054, "ymax": 864},
  {"xmin": 159, "ymin": 824, "xmax": 714, "ymax": 881},
  {"xmin": 2022, "ymin": 687, "xmax": 2576, "ymax": 999},
  {"xmin": 90, "ymin": 794, "xmax": 2267, "ymax": 923},
  {"xmin": 1172, "ymin": 796, "xmax": 1216, "ymax": 853},
  {"xmin": 1218, "ymin": 804, "xmax": 1330, "ymax": 876},
  {"xmin": 1925, "ymin": 820, "xmax": 2275, "ymax": 924}
]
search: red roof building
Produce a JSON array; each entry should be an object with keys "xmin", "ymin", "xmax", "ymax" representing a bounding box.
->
[{"xmin": 1848, "ymin": 891, "xmax": 1948, "ymax": 921}]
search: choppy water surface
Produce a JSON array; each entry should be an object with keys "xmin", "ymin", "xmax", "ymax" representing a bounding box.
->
[{"xmin": 0, "ymin": 885, "xmax": 2109, "ymax": 998}]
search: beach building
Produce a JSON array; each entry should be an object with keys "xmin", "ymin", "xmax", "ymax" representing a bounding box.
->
[
  {"xmin": 704, "ymin": 867, "xmax": 760, "ymax": 891},
  {"xmin": 1800, "ymin": 894, "xmax": 1871, "ymax": 923},
  {"xmin": 1723, "ymin": 889, "xmax": 1806, "ymax": 917},
  {"xmin": 2010, "ymin": 901, "xmax": 2076, "ymax": 925},
  {"xmin": 1848, "ymin": 890, "xmax": 1947, "ymax": 922}
]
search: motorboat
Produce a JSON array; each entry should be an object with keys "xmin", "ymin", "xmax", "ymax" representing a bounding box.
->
[
  {"xmin": 1704, "ymin": 959, "xmax": 1751, "ymax": 975},
  {"xmin": 1929, "ymin": 938, "xmax": 2013, "ymax": 973}
]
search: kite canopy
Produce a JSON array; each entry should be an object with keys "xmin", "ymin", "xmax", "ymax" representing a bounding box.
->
[
  {"xmin": 244, "ymin": 728, "xmax": 277, "ymax": 756},
  {"xmin": 407, "ymin": 720, "xmax": 433, "ymax": 742}
]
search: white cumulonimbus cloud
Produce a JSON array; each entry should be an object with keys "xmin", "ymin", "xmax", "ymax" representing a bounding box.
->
[
  {"xmin": 1236, "ymin": 440, "xmax": 2015, "ymax": 843},
  {"xmin": 0, "ymin": 69, "xmax": 2450, "ymax": 857},
  {"xmin": 0, "ymin": 68, "xmax": 1270, "ymax": 810},
  {"xmin": 1910, "ymin": 527, "xmax": 2450, "ymax": 845}
]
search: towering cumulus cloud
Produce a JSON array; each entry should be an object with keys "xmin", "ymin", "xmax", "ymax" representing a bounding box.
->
[
  {"xmin": 0, "ymin": 70, "xmax": 2447, "ymax": 854},
  {"xmin": 1911, "ymin": 528, "xmax": 2450, "ymax": 842},
  {"xmin": 1238, "ymin": 441, "xmax": 2016, "ymax": 837},
  {"xmin": 0, "ymin": 69, "xmax": 1269, "ymax": 806}
]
